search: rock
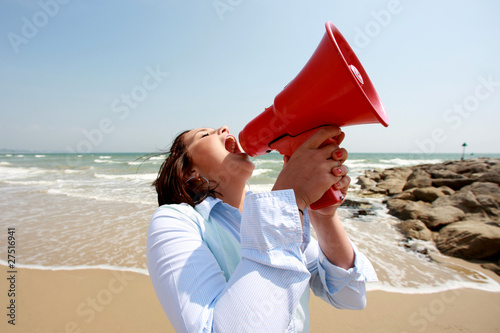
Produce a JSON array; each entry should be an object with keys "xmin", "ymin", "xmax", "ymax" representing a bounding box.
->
[
  {"xmin": 475, "ymin": 195, "xmax": 500, "ymax": 218},
  {"xmin": 385, "ymin": 199, "xmax": 407, "ymax": 216},
  {"xmin": 365, "ymin": 169, "xmax": 383, "ymax": 182},
  {"xmin": 398, "ymin": 219, "xmax": 432, "ymax": 241},
  {"xmin": 392, "ymin": 190, "xmax": 416, "ymax": 201},
  {"xmin": 418, "ymin": 206, "xmax": 465, "ymax": 229},
  {"xmin": 433, "ymin": 190, "xmax": 484, "ymax": 215},
  {"xmin": 438, "ymin": 186, "xmax": 455, "ymax": 196},
  {"xmin": 481, "ymin": 261, "xmax": 500, "ymax": 276},
  {"xmin": 387, "ymin": 199, "xmax": 430, "ymax": 220},
  {"xmin": 356, "ymin": 176, "xmax": 377, "ymax": 189},
  {"xmin": 461, "ymin": 182, "xmax": 500, "ymax": 201},
  {"xmin": 455, "ymin": 162, "xmax": 491, "ymax": 175},
  {"xmin": 413, "ymin": 187, "xmax": 447, "ymax": 203},
  {"xmin": 436, "ymin": 221, "xmax": 500, "ymax": 260},
  {"xmin": 428, "ymin": 169, "xmax": 465, "ymax": 179},
  {"xmin": 358, "ymin": 158, "xmax": 500, "ymax": 260},
  {"xmin": 377, "ymin": 167, "xmax": 413, "ymax": 195},
  {"xmin": 477, "ymin": 170, "xmax": 500, "ymax": 185},
  {"xmin": 403, "ymin": 169, "xmax": 432, "ymax": 190},
  {"xmin": 431, "ymin": 178, "xmax": 474, "ymax": 190},
  {"xmin": 404, "ymin": 177, "xmax": 433, "ymax": 190},
  {"xmin": 342, "ymin": 199, "xmax": 371, "ymax": 208}
]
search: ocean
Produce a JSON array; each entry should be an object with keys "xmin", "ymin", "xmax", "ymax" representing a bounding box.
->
[{"xmin": 1, "ymin": 152, "xmax": 500, "ymax": 294}]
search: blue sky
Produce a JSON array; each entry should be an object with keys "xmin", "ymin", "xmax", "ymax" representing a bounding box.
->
[{"xmin": 1, "ymin": 0, "xmax": 499, "ymax": 154}]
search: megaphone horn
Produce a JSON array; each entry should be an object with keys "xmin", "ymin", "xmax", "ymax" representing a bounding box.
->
[{"xmin": 239, "ymin": 21, "xmax": 389, "ymax": 209}]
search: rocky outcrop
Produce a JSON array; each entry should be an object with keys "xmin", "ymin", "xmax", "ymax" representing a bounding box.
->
[{"xmin": 357, "ymin": 158, "xmax": 500, "ymax": 274}]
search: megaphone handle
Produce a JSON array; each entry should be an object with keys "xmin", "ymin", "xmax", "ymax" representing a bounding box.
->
[{"xmin": 310, "ymin": 187, "xmax": 344, "ymax": 210}]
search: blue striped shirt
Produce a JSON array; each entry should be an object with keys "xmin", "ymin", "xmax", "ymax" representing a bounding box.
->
[{"xmin": 147, "ymin": 190, "xmax": 377, "ymax": 332}]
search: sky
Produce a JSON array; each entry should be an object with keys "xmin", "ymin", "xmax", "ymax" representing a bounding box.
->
[{"xmin": 1, "ymin": 0, "xmax": 499, "ymax": 154}]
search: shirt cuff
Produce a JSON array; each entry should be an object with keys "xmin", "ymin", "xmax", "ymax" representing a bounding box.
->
[
  {"xmin": 240, "ymin": 190, "xmax": 302, "ymax": 252},
  {"xmin": 317, "ymin": 242, "xmax": 378, "ymax": 295}
]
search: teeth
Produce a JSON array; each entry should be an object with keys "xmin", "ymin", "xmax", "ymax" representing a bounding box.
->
[{"xmin": 226, "ymin": 136, "xmax": 237, "ymax": 153}]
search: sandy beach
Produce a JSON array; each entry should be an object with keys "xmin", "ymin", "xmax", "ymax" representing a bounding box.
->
[
  {"xmin": 2, "ymin": 260, "xmax": 499, "ymax": 333},
  {"xmin": 2, "ymin": 153, "xmax": 500, "ymax": 332}
]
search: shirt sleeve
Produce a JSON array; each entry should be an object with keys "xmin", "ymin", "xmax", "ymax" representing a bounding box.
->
[
  {"xmin": 146, "ymin": 190, "xmax": 311, "ymax": 333},
  {"xmin": 302, "ymin": 210, "xmax": 378, "ymax": 310}
]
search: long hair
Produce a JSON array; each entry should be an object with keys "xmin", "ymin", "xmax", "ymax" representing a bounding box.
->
[{"xmin": 152, "ymin": 130, "xmax": 219, "ymax": 207}]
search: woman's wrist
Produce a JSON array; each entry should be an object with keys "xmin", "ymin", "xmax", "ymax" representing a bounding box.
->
[{"xmin": 307, "ymin": 206, "xmax": 338, "ymax": 220}]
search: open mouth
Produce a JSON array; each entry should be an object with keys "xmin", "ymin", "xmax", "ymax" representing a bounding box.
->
[{"xmin": 225, "ymin": 135, "xmax": 241, "ymax": 154}]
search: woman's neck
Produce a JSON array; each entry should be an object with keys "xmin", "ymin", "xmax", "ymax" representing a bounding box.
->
[{"xmin": 217, "ymin": 182, "xmax": 247, "ymax": 213}]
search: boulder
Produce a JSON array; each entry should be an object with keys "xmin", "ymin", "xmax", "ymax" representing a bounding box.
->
[
  {"xmin": 461, "ymin": 182, "xmax": 500, "ymax": 201},
  {"xmin": 436, "ymin": 221, "xmax": 500, "ymax": 260},
  {"xmin": 392, "ymin": 190, "xmax": 416, "ymax": 201},
  {"xmin": 438, "ymin": 186, "xmax": 455, "ymax": 196},
  {"xmin": 365, "ymin": 169, "xmax": 384, "ymax": 182},
  {"xmin": 377, "ymin": 167, "xmax": 413, "ymax": 195},
  {"xmin": 403, "ymin": 169, "xmax": 432, "ymax": 190},
  {"xmin": 428, "ymin": 169, "xmax": 465, "ymax": 179},
  {"xmin": 413, "ymin": 187, "xmax": 447, "ymax": 203},
  {"xmin": 356, "ymin": 176, "xmax": 377, "ymax": 189},
  {"xmin": 387, "ymin": 199, "xmax": 430, "ymax": 220},
  {"xmin": 358, "ymin": 158, "xmax": 500, "ymax": 263},
  {"xmin": 455, "ymin": 162, "xmax": 490, "ymax": 175},
  {"xmin": 481, "ymin": 261, "xmax": 500, "ymax": 276},
  {"xmin": 475, "ymin": 195, "xmax": 500, "ymax": 218},
  {"xmin": 404, "ymin": 176, "xmax": 432, "ymax": 191},
  {"xmin": 398, "ymin": 219, "xmax": 432, "ymax": 241},
  {"xmin": 431, "ymin": 178, "xmax": 474, "ymax": 190},
  {"xmin": 477, "ymin": 171, "xmax": 500, "ymax": 185},
  {"xmin": 417, "ymin": 205, "xmax": 465, "ymax": 229},
  {"xmin": 432, "ymin": 190, "xmax": 484, "ymax": 214},
  {"xmin": 385, "ymin": 199, "xmax": 407, "ymax": 216}
]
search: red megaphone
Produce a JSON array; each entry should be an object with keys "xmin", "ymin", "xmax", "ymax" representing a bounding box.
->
[{"xmin": 239, "ymin": 21, "xmax": 389, "ymax": 210}]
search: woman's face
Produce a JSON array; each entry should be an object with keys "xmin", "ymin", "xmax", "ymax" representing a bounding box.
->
[{"xmin": 184, "ymin": 126, "xmax": 255, "ymax": 185}]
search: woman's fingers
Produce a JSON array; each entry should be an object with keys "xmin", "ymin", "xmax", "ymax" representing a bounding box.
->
[
  {"xmin": 335, "ymin": 131, "xmax": 346, "ymax": 146},
  {"xmin": 332, "ymin": 148, "xmax": 348, "ymax": 163},
  {"xmin": 301, "ymin": 126, "xmax": 342, "ymax": 150},
  {"xmin": 331, "ymin": 164, "xmax": 349, "ymax": 177},
  {"xmin": 274, "ymin": 126, "xmax": 350, "ymax": 208},
  {"xmin": 334, "ymin": 175, "xmax": 351, "ymax": 191}
]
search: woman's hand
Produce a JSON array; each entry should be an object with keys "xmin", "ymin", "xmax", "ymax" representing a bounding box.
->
[
  {"xmin": 311, "ymin": 144, "xmax": 350, "ymax": 217},
  {"xmin": 272, "ymin": 126, "xmax": 347, "ymax": 211}
]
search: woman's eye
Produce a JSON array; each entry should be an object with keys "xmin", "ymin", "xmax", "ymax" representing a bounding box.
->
[{"xmin": 201, "ymin": 133, "xmax": 209, "ymax": 138}]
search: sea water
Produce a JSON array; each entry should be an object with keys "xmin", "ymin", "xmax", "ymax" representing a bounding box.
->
[{"xmin": 1, "ymin": 152, "xmax": 499, "ymax": 294}]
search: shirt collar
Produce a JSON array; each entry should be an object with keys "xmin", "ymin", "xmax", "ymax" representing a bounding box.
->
[
  {"xmin": 195, "ymin": 191, "xmax": 251, "ymax": 221},
  {"xmin": 195, "ymin": 196, "xmax": 222, "ymax": 221}
]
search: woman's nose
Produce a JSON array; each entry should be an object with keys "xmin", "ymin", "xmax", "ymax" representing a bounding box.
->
[{"xmin": 217, "ymin": 126, "xmax": 229, "ymax": 135}]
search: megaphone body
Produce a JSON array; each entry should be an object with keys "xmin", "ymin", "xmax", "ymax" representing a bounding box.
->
[{"xmin": 239, "ymin": 22, "xmax": 389, "ymax": 210}]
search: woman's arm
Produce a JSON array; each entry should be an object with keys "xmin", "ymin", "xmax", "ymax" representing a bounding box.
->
[
  {"xmin": 271, "ymin": 125, "xmax": 377, "ymax": 309},
  {"xmin": 303, "ymin": 210, "xmax": 378, "ymax": 310}
]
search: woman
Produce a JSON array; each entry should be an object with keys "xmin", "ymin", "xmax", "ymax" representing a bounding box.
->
[{"xmin": 147, "ymin": 125, "xmax": 377, "ymax": 332}]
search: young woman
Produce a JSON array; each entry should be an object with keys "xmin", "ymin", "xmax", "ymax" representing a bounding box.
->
[{"xmin": 147, "ymin": 125, "xmax": 377, "ymax": 332}]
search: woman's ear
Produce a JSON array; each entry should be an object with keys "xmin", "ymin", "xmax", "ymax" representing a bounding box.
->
[{"xmin": 183, "ymin": 169, "xmax": 198, "ymax": 181}]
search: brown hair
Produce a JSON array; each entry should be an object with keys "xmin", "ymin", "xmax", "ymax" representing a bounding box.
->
[{"xmin": 152, "ymin": 130, "xmax": 219, "ymax": 207}]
